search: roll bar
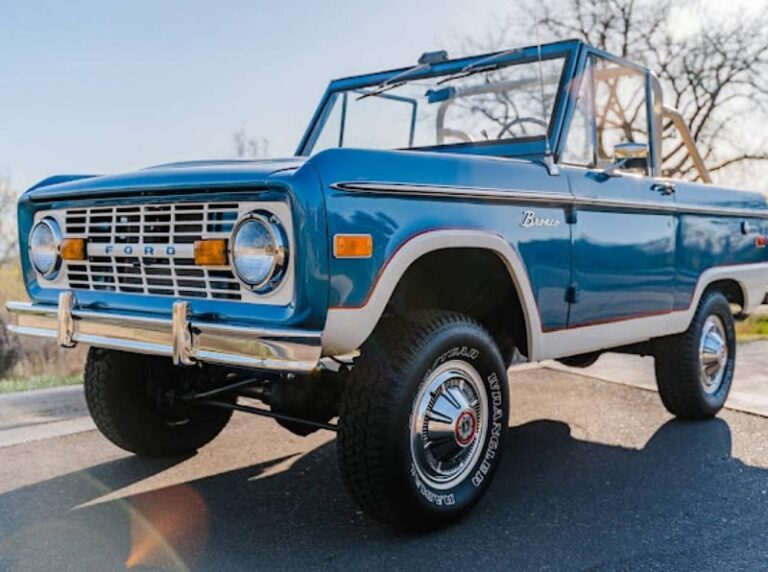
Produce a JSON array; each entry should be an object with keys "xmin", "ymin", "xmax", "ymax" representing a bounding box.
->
[{"xmin": 662, "ymin": 106, "xmax": 712, "ymax": 184}]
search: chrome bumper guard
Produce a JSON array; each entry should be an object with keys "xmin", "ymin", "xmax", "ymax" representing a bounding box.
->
[{"xmin": 6, "ymin": 293, "xmax": 322, "ymax": 372}]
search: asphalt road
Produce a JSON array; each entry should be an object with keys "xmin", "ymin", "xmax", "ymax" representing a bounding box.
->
[{"xmin": 2, "ymin": 368, "xmax": 768, "ymax": 571}]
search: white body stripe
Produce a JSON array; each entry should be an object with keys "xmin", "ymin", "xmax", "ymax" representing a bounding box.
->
[
  {"xmin": 538, "ymin": 261, "xmax": 767, "ymax": 360},
  {"xmin": 320, "ymin": 229, "xmax": 768, "ymax": 361}
]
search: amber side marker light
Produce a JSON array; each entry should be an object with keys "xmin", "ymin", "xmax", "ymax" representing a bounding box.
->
[
  {"xmin": 334, "ymin": 234, "xmax": 373, "ymax": 258},
  {"xmin": 61, "ymin": 238, "xmax": 87, "ymax": 261},
  {"xmin": 194, "ymin": 239, "xmax": 228, "ymax": 265}
]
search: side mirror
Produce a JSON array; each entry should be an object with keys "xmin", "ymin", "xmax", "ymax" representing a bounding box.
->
[
  {"xmin": 614, "ymin": 141, "xmax": 648, "ymax": 160},
  {"xmin": 604, "ymin": 141, "xmax": 649, "ymax": 176}
]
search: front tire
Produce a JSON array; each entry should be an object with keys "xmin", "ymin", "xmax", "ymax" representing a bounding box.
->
[
  {"xmin": 84, "ymin": 348, "xmax": 233, "ymax": 457},
  {"xmin": 337, "ymin": 311, "xmax": 509, "ymax": 529},
  {"xmin": 654, "ymin": 291, "xmax": 736, "ymax": 420}
]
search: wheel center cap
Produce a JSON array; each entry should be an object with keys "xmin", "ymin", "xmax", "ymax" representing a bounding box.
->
[
  {"xmin": 455, "ymin": 409, "xmax": 477, "ymax": 447},
  {"xmin": 717, "ymin": 347, "xmax": 727, "ymax": 362}
]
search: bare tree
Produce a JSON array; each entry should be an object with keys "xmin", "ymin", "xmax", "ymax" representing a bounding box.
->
[
  {"xmin": 0, "ymin": 177, "xmax": 18, "ymax": 265},
  {"xmin": 233, "ymin": 129, "xmax": 270, "ymax": 158},
  {"xmin": 472, "ymin": 0, "xmax": 768, "ymax": 184}
]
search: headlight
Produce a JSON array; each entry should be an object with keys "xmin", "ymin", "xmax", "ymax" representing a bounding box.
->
[
  {"xmin": 29, "ymin": 217, "xmax": 62, "ymax": 280},
  {"xmin": 230, "ymin": 212, "xmax": 288, "ymax": 292}
]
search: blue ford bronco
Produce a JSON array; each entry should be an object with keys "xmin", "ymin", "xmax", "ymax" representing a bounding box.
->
[{"xmin": 8, "ymin": 39, "xmax": 768, "ymax": 529}]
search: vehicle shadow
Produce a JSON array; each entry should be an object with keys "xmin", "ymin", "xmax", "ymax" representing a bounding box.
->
[{"xmin": 2, "ymin": 418, "xmax": 768, "ymax": 570}]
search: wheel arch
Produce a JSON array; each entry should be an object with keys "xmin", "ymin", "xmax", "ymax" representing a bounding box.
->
[
  {"xmin": 681, "ymin": 265, "xmax": 767, "ymax": 331},
  {"xmin": 701, "ymin": 278, "xmax": 746, "ymax": 311},
  {"xmin": 321, "ymin": 230, "xmax": 541, "ymax": 360},
  {"xmin": 386, "ymin": 247, "xmax": 530, "ymax": 364}
]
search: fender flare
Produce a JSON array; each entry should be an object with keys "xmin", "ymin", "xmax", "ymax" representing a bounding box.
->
[
  {"xmin": 690, "ymin": 265, "xmax": 765, "ymax": 317},
  {"xmin": 321, "ymin": 230, "xmax": 541, "ymax": 357}
]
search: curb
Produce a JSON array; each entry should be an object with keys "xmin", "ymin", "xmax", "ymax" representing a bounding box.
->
[
  {"xmin": 544, "ymin": 362, "xmax": 768, "ymax": 419},
  {"xmin": 0, "ymin": 384, "xmax": 86, "ymax": 420},
  {"xmin": 0, "ymin": 384, "xmax": 92, "ymax": 448}
]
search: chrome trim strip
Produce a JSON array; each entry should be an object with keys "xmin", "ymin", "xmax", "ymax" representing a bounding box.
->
[
  {"xmin": 332, "ymin": 181, "xmax": 569, "ymax": 204},
  {"xmin": 672, "ymin": 203, "xmax": 768, "ymax": 218},
  {"xmin": 6, "ymin": 301, "xmax": 321, "ymax": 373},
  {"xmin": 332, "ymin": 181, "xmax": 768, "ymax": 219},
  {"xmin": 575, "ymin": 195, "xmax": 677, "ymax": 214}
]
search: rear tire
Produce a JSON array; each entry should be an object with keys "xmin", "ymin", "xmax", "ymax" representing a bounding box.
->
[
  {"xmin": 337, "ymin": 311, "xmax": 509, "ymax": 530},
  {"xmin": 654, "ymin": 292, "xmax": 736, "ymax": 420},
  {"xmin": 84, "ymin": 348, "xmax": 233, "ymax": 457}
]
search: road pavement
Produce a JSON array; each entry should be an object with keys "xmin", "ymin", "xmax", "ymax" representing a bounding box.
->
[
  {"xmin": 2, "ymin": 367, "xmax": 768, "ymax": 570},
  {"xmin": 554, "ymin": 340, "xmax": 768, "ymax": 416},
  {"xmin": 0, "ymin": 386, "xmax": 94, "ymax": 448}
]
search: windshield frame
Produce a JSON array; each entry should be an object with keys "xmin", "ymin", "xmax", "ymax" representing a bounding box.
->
[{"xmin": 296, "ymin": 39, "xmax": 581, "ymax": 158}]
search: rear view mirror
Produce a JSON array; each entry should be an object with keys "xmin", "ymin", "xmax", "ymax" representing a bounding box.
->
[{"xmin": 418, "ymin": 51, "xmax": 449, "ymax": 65}]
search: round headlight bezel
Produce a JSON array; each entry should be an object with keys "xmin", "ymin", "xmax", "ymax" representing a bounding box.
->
[
  {"xmin": 29, "ymin": 217, "xmax": 63, "ymax": 280},
  {"xmin": 230, "ymin": 211, "xmax": 289, "ymax": 293}
]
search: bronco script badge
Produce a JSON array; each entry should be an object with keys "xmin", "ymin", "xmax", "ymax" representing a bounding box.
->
[{"xmin": 520, "ymin": 210, "xmax": 560, "ymax": 228}]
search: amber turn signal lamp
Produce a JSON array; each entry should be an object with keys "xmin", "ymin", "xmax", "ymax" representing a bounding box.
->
[
  {"xmin": 60, "ymin": 238, "xmax": 87, "ymax": 261},
  {"xmin": 334, "ymin": 234, "xmax": 373, "ymax": 258},
  {"xmin": 194, "ymin": 239, "xmax": 228, "ymax": 265}
]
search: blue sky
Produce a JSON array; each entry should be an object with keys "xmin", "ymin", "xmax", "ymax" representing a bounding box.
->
[{"xmin": 0, "ymin": 1, "xmax": 511, "ymax": 191}]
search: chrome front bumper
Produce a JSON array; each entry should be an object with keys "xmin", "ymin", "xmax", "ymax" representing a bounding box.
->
[{"xmin": 6, "ymin": 293, "xmax": 322, "ymax": 372}]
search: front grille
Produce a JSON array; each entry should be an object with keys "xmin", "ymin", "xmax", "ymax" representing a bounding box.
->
[{"xmin": 61, "ymin": 202, "xmax": 245, "ymax": 300}]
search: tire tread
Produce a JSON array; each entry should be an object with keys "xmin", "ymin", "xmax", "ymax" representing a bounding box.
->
[
  {"xmin": 84, "ymin": 349, "xmax": 232, "ymax": 457},
  {"xmin": 654, "ymin": 292, "xmax": 735, "ymax": 420},
  {"xmin": 337, "ymin": 311, "xmax": 499, "ymax": 526}
]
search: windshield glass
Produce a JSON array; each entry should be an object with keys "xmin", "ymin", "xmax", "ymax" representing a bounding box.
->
[{"xmin": 307, "ymin": 56, "xmax": 566, "ymax": 154}]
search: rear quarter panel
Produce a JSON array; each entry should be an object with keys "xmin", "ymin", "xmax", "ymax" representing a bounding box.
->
[{"xmin": 673, "ymin": 181, "xmax": 768, "ymax": 311}]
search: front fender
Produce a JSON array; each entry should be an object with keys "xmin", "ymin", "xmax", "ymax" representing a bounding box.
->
[
  {"xmin": 306, "ymin": 147, "xmax": 573, "ymax": 356},
  {"xmin": 320, "ymin": 229, "xmax": 542, "ymax": 357}
]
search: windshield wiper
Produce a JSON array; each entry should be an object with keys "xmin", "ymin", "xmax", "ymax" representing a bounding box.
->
[
  {"xmin": 357, "ymin": 50, "xmax": 448, "ymax": 101},
  {"xmin": 436, "ymin": 48, "xmax": 523, "ymax": 85},
  {"xmin": 355, "ymin": 65, "xmax": 427, "ymax": 100}
]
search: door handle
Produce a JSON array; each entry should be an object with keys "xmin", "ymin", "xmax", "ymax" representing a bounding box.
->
[{"xmin": 651, "ymin": 182, "xmax": 676, "ymax": 196}]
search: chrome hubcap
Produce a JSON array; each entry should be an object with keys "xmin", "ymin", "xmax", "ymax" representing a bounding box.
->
[
  {"xmin": 410, "ymin": 360, "xmax": 488, "ymax": 490},
  {"xmin": 699, "ymin": 315, "xmax": 728, "ymax": 395}
]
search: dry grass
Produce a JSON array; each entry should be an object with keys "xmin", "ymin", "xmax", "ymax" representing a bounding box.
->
[
  {"xmin": 0, "ymin": 260, "xmax": 26, "ymax": 302},
  {"xmin": 0, "ymin": 259, "xmax": 86, "ymax": 389},
  {"xmin": 737, "ymin": 314, "xmax": 768, "ymax": 342},
  {"xmin": 0, "ymin": 374, "xmax": 82, "ymax": 394}
]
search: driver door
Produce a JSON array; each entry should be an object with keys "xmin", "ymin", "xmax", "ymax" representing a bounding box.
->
[{"xmin": 561, "ymin": 55, "xmax": 676, "ymax": 328}]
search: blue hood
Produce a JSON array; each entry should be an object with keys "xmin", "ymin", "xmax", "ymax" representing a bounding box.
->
[{"xmin": 25, "ymin": 158, "xmax": 307, "ymax": 201}]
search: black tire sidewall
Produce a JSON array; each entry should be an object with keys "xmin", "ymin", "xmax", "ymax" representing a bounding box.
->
[
  {"xmin": 691, "ymin": 294, "xmax": 737, "ymax": 412},
  {"xmin": 384, "ymin": 324, "xmax": 509, "ymax": 523},
  {"xmin": 85, "ymin": 349, "xmax": 232, "ymax": 456}
]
